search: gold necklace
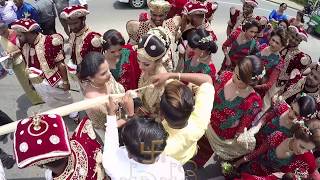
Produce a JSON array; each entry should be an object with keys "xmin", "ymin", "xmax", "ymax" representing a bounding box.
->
[{"xmin": 90, "ymin": 82, "xmax": 106, "ymax": 89}]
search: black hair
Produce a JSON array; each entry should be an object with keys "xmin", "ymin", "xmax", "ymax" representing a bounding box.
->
[
  {"xmin": 296, "ymin": 95, "xmax": 317, "ymax": 118},
  {"xmin": 270, "ymin": 28, "xmax": 288, "ymax": 46},
  {"xmin": 121, "ymin": 117, "xmax": 168, "ymax": 164},
  {"xmin": 138, "ymin": 33, "xmax": 168, "ymax": 58},
  {"xmin": 242, "ymin": 19, "xmax": 261, "ymax": 32},
  {"xmin": 187, "ymin": 28, "xmax": 218, "ymax": 54},
  {"xmin": 238, "ymin": 55, "xmax": 264, "ymax": 86},
  {"xmin": 280, "ymin": 3, "xmax": 287, "ymax": 7},
  {"xmin": 102, "ymin": 29, "xmax": 125, "ymax": 51},
  {"xmin": 160, "ymin": 81, "xmax": 195, "ymax": 128},
  {"xmin": 297, "ymin": 10, "xmax": 305, "ymax": 23},
  {"xmin": 43, "ymin": 157, "xmax": 68, "ymax": 169},
  {"xmin": 181, "ymin": 28, "xmax": 195, "ymax": 41},
  {"xmin": 278, "ymin": 19, "xmax": 289, "ymax": 28},
  {"xmin": 77, "ymin": 52, "xmax": 106, "ymax": 81},
  {"xmin": 281, "ymin": 173, "xmax": 296, "ymax": 180}
]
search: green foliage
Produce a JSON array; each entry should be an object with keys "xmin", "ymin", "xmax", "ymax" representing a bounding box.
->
[{"xmin": 290, "ymin": 0, "xmax": 309, "ymax": 6}]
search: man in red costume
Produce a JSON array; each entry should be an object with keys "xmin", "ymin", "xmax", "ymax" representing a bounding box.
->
[
  {"xmin": 126, "ymin": 0, "xmax": 181, "ymax": 45},
  {"xmin": 11, "ymin": 19, "xmax": 77, "ymax": 113},
  {"xmin": 181, "ymin": 0, "xmax": 217, "ymax": 40},
  {"xmin": 167, "ymin": 0, "xmax": 218, "ymax": 21},
  {"xmin": 13, "ymin": 114, "xmax": 105, "ymax": 179},
  {"xmin": 227, "ymin": 0, "xmax": 258, "ymax": 36},
  {"xmin": 263, "ymin": 25, "xmax": 312, "ymax": 112},
  {"xmin": 60, "ymin": 5, "xmax": 102, "ymax": 74},
  {"xmin": 280, "ymin": 62, "xmax": 320, "ymax": 119}
]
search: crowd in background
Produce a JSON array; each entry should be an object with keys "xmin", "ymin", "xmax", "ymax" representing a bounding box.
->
[{"xmin": 0, "ymin": 0, "xmax": 319, "ymax": 180}]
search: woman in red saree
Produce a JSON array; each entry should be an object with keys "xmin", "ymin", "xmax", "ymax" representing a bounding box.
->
[
  {"xmin": 102, "ymin": 29, "xmax": 141, "ymax": 91},
  {"xmin": 219, "ymin": 19, "xmax": 260, "ymax": 74},
  {"xmin": 194, "ymin": 55, "xmax": 263, "ymax": 167},
  {"xmin": 234, "ymin": 125, "xmax": 319, "ymax": 178}
]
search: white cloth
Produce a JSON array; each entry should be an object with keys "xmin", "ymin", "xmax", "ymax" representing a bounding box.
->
[
  {"xmin": 102, "ymin": 115, "xmax": 185, "ymax": 180},
  {"xmin": 0, "ymin": 160, "xmax": 6, "ymax": 180},
  {"xmin": 32, "ymin": 79, "xmax": 73, "ymax": 108},
  {"xmin": 69, "ymin": 0, "xmax": 87, "ymax": 6},
  {"xmin": 44, "ymin": 169, "xmax": 53, "ymax": 180}
]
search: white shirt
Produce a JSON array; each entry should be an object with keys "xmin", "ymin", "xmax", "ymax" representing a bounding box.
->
[
  {"xmin": 0, "ymin": 160, "xmax": 6, "ymax": 180},
  {"xmin": 44, "ymin": 169, "xmax": 53, "ymax": 180},
  {"xmin": 103, "ymin": 115, "xmax": 185, "ymax": 180}
]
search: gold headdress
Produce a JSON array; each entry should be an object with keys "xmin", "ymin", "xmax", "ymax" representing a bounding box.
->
[
  {"xmin": 147, "ymin": 0, "xmax": 171, "ymax": 14},
  {"xmin": 137, "ymin": 27, "xmax": 170, "ymax": 62}
]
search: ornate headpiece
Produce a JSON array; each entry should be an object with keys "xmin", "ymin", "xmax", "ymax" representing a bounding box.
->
[
  {"xmin": 147, "ymin": 0, "xmax": 171, "ymax": 14},
  {"xmin": 183, "ymin": 1, "xmax": 208, "ymax": 15},
  {"xmin": 241, "ymin": 0, "xmax": 258, "ymax": 7},
  {"xmin": 147, "ymin": 27, "xmax": 170, "ymax": 47},
  {"xmin": 137, "ymin": 27, "xmax": 170, "ymax": 62},
  {"xmin": 251, "ymin": 67, "xmax": 266, "ymax": 80},
  {"xmin": 14, "ymin": 114, "xmax": 71, "ymax": 168},
  {"xmin": 199, "ymin": 35, "xmax": 213, "ymax": 43},
  {"xmin": 255, "ymin": 16, "xmax": 268, "ymax": 26},
  {"xmin": 288, "ymin": 25, "xmax": 308, "ymax": 42},
  {"xmin": 60, "ymin": 5, "xmax": 89, "ymax": 20},
  {"xmin": 205, "ymin": 1, "xmax": 218, "ymax": 20},
  {"xmin": 11, "ymin": 19, "xmax": 40, "ymax": 33}
]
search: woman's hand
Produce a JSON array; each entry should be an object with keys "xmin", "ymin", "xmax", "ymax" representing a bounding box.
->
[
  {"xmin": 106, "ymin": 96, "xmax": 118, "ymax": 116},
  {"xmin": 151, "ymin": 73, "xmax": 171, "ymax": 87},
  {"xmin": 121, "ymin": 92, "xmax": 135, "ymax": 117},
  {"xmin": 117, "ymin": 119, "xmax": 127, "ymax": 127}
]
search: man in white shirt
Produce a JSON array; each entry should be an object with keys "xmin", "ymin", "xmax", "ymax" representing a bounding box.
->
[{"xmin": 103, "ymin": 95, "xmax": 185, "ymax": 180}]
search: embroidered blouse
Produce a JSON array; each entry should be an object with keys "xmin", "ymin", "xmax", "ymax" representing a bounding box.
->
[{"xmin": 211, "ymin": 71, "xmax": 262, "ymax": 140}]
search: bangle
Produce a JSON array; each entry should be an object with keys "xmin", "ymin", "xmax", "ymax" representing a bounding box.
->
[
  {"xmin": 63, "ymin": 81, "xmax": 69, "ymax": 85},
  {"xmin": 125, "ymin": 114, "xmax": 135, "ymax": 121},
  {"xmin": 178, "ymin": 73, "xmax": 181, "ymax": 81},
  {"xmin": 243, "ymin": 156, "xmax": 248, "ymax": 162}
]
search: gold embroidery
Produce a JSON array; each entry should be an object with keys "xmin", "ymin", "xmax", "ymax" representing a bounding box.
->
[
  {"xmin": 138, "ymin": 65, "xmax": 166, "ymax": 118},
  {"xmin": 69, "ymin": 26, "xmax": 90, "ymax": 65},
  {"xmin": 92, "ymin": 150, "xmax": 105, "ymax": 180},
  {"xmin": 81, "ymin": 120, "xmax": 96, "ymax": 140},
  {"xmin": 34, "ymin": 34, "xmax": 58, "ymax": 79},
  {"xmin": 282, "ymin": 77, "xmax": 306, "ymax": 100},
  {"xmin": 54, "ymin": 140, "xmax": 88, "ymax": 180},
  {"xmin": 279, "ymin": 47, "xmax": 301, "ymax": 81},
  {"xmin": 53, "ymin": 155, "xmax": 75, "ymax": 180}
]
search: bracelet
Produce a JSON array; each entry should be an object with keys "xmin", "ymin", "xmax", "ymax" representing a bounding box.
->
[
  {"xmin": 178, "ymin": 73, "xmax": 181, "ymax": 81},
  {"xmin": 63, "ymin": 81, "xmax": 69, "ymax": 85},
  {"xmin": 243, "ymin": 156, "xmax": 248, "ymax": 162},
  {"xmin": 124, "ymin": 114, "xmax": 135, "ymax": 121}
]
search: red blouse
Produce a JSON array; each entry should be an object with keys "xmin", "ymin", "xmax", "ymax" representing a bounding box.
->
[
  {"xmin": 242, "ymin": 131, "xmax": 316, "ymax": 177},
  {"xmin": 211, "ymin": 71, "xmax": 262, "ymax": 140}
]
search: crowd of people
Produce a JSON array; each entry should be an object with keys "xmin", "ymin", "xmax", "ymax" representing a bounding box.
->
[{"xmin": 0, "ymin": 0, "xmax": 319, "ymax": 179}]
